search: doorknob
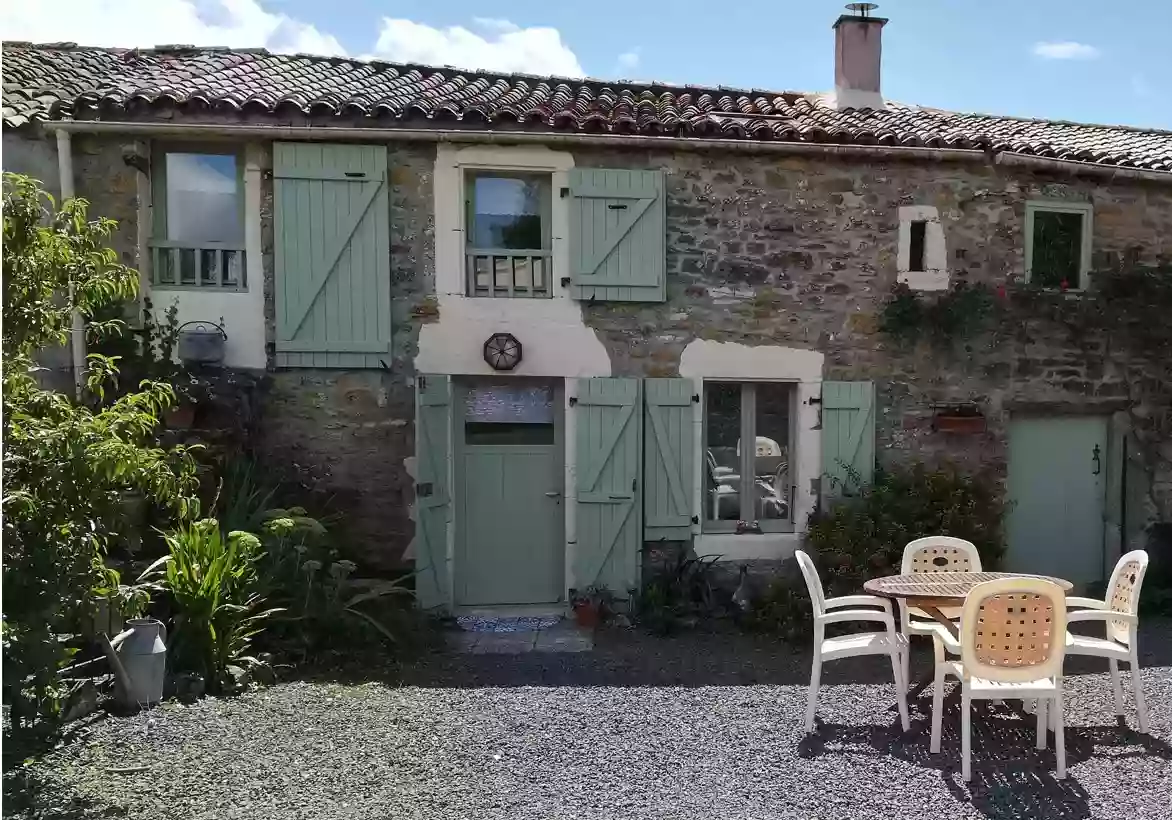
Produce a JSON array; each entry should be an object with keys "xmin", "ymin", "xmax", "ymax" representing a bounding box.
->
[{"xmin": 544, "ymin": 491, "xmax": 562, "ymax": 498}]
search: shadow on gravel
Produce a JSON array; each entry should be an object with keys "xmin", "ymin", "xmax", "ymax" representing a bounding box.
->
[
  {"xmin": 286, "ymin": 618, "xmax": 1172, "ymax": 692},
  {"xmin": 798, "ymin": 704, "xmax": 1097, "ymax": 819},
  {"xmin": 3, "ymin": 726, "xmax": 125, "ymax": 820}
]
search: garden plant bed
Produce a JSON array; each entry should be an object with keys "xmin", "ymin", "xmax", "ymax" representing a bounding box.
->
[{"xmin": 6, "ymin": 619, "xmax": 1172, "ymax": 820}]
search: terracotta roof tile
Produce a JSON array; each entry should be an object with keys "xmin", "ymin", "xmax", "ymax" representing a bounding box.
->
[{"xmin": 3, "ymin": 42, "xmax": 1170, "ymax": 172}]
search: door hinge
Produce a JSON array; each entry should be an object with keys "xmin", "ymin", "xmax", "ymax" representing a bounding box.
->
[
  {"xmin": 560, "ymin": 187, "xmax": 570, "ymax": 198},
  {"xmin": 416, "ymin": 482, "xmax": 434, "ymax": 498},
  {"xmin": 632, "ymin": 478, "xmax": 637, "ymax": 492},
  {"xmin": 691, "ymin": 515, "xmax": 699, "ymax": 525},
  {"xmin": 691, "ymin": 394, "xmax": 700, "ymax": 403},
  {"xmin": 809, "ymin": 395, "xmax": 822, "ymax": 405},
  {"xmin": 418, "ymin": 375, "xmax": 426, "ymax": 391},
  {"xmin": 568, "ymin": 396, "xmax": 578, "ymax": 406}
]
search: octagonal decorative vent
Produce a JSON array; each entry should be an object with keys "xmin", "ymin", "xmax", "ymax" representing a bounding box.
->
[{"xmin": 483, "ymin": 332, "xmax": 522, "ymax": 371}]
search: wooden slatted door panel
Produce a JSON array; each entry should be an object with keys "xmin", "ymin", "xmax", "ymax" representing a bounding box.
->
[
  {"xmin": 574, "ymin": 378, "xmax": 642, "ymax": 594},
  {"xmin": 274, "ymin": 142, "xmax": 391, "ymax": 368},
  {"xmin": 821, "ymin": 381, "xmax": 875, "ymax": 500},
  {"xmin": 414, "ymin": 374, "xmax": 452, "ymax": 609},
  {"xmin": 569, "ymin": 168, "xmax": 666, "ymax": 302},
  {"xmin": 644, "ymin": 378, "xmax": 695, "ymax": 540}
]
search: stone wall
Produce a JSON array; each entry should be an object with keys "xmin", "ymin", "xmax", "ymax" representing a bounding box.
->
[
  {"xmin": 573, "ymin": 147, "xmax": 1172, "ymax": 525},
  {"xmin": 9, "ymin": 124, "xmax": 1172, "ymax": 567},
  {"xmin": 256, "ymin": 142, "xmax": 437, "ymax": 570},
  {"xmin": 2, "ymin": 130, "xmax": 139, "ymax": 391}
]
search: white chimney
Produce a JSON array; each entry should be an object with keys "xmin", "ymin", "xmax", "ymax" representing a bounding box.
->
[{"xmin": 833, "ymin": 3, "xmax": 887, "ymax": 110}]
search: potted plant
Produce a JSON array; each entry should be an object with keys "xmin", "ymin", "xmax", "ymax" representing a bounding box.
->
[{"xmin": 570, "ymin": 584, "xmax": 613, "ymax": 628}]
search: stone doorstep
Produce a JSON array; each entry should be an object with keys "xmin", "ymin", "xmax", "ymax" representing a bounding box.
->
[{"xmin": 451, "ymin": 621, "xmax": 595, "ymax": 655}]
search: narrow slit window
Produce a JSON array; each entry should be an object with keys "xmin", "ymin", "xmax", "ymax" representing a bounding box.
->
[{"xmin": 909, "ymin": 220, "xmax": 927, "ymax": 272}]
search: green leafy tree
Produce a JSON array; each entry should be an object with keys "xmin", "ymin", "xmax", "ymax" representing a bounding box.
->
[{"xmin": 2, "ymin": 174, "xmax": 200, "ymax": 736}]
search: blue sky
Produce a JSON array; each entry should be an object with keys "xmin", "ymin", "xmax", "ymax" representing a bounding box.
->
[{"xmin": 6, "ymin": 0, "xmax": 1170, "ymax": 128}]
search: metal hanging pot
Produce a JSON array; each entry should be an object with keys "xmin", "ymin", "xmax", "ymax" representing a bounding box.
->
[{"xmin": 176, "ymin": 321, "xmax": 227, "ymax": 366}]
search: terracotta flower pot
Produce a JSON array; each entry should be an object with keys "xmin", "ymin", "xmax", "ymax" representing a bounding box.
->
[
  {"xmin": 165, "ymin": 403, "xmax": 196, "ymax": 429},
  {"xmin": 573, "ymin": 601, "xmax": 601, "ymax": 629},
  {"xmin": 933, "ymin": 414, "xmax": 985, "ymax": 434}
]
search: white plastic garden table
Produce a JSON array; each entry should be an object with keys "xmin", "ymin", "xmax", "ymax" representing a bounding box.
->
[{"xmin": 864, "ymin": 571, "xmax": 1074, "ymax": 701}]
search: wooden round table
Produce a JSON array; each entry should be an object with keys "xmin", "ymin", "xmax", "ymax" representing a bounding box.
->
[
  {"xmin": 864, "ymin": 571, "xmax": 1075, "ymax": 638},
  {"xmin": 864, "ymin": 571, "xmax": 1074, "ymax": 704}
]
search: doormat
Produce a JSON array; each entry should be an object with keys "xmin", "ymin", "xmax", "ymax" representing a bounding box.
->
[{"xmin": 456, "ymin": 615, "xmax": 561, "ymax": 633}]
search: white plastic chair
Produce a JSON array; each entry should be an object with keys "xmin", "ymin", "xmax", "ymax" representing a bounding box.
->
[
  {"xmin": 929, "ymin": 577, "xmax": 1068, "ymax": 780},
  {"xmin": 795, "ymin": 550, "xmax": 910, "ymax": 733},
  {"xmin": 898, "ymin": 537, "xmax": 982, "ymax": 682},
  {"xmin": 1064, "ymin": 550, "xmax": 1150, "ymax": 732}
]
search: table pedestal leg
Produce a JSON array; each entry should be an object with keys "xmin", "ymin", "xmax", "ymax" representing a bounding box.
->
[{"xmin": 896, "ymin": 604, "xmax": 960, "ymax": 707}]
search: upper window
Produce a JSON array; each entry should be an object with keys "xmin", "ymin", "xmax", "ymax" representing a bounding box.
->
[
  {"xmin": 464, "ymin": 171, "xmax": 552, "ymax": 298},
  {"xmin": 703, "ymin": 381, "xmax": 794, "ymax": 533},
  {"xmin": 1025, "ymin": 200, "xmax": 1093, "ymax": 290},
  {"xmin": 150, "ymin": 147, "xmax": 246, "ymax": 290}
]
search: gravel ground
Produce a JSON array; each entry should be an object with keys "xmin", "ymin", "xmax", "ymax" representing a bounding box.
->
[{"xmin": 7, "ymin": 620, "xmax": 1172, "ymax": 820}]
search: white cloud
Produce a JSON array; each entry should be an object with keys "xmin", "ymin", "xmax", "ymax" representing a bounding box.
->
[
  {"xmin": 614, "ymin": 48, "xmax": 640, "ymax": 76},
  {"xmin": 369, "ymin": 18, "xmax": 584, "ymax": 76},
  {"xmin": 1032, "ymin": 41, "xmax": 1100, "ymax": 60},
  {"xmin": 0, "ymin": 0, "xmax": 345, "ymax": 55}
]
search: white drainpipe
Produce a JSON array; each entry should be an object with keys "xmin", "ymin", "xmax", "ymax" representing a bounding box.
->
[{"xmin": 55, "ymin": 128, "xmax": 86, "ymax": 399}]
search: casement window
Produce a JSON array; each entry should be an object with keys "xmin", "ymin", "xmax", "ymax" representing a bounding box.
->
[
  {"xmin": 702, "ymin": 381, "xmax": 795, "ymax": 532},
  {"xmin": 465, "ymin": 171, "xmax": 553, "ymax": 298},
  {"xmin": 150, "ymin": 146, "xmax": 246, "ymax": 290},
  {"xmin": 1025, "ymin": 200, "xmax": 1093, "ymax": 290}
]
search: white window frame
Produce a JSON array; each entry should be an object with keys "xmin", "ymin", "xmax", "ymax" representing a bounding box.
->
[
  {"xmin": 1024, "ymin": 200, "xmax": 1094, "ymax": 291},
  {"xmin": 148, "ymin": 142, "xmax": 247, "ymax": 291},
  {"xmin": 434, "ymin": 145, "xmax": 573, "ymax": 301},
  {"xmin": 702, "ymin": 380, "xmax": 797, "ymax": 534},
  {"xmin": 463, "ymin": 170, "xmax": 554, "ymax": 298}
]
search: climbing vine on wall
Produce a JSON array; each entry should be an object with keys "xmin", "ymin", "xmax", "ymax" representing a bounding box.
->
[{"xmin": 878, "ymin": 281, "xmax": 997, "ymax": 349}]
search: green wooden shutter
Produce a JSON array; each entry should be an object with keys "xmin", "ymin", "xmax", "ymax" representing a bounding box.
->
[
  {"xmin": 821, "ymin": 381, "xmax": 876, "ymax": 500},
  {"xmin": 644, "ymin": 378, "xmax": 695, "ymax": 540},
  {"xmin": 414, "ymin": 374, "xmax": 452, "ymax": 609},
  {"xmin": 274, "ymin": 142, "xmax": 391, "ymax": 368},
  {"xmin": 569, "ymin": 169, "xmax": 665, "ymax": 302},
  {"xmin": 574, "ymin": 378, "xmax": 643, "ymax": 593}
]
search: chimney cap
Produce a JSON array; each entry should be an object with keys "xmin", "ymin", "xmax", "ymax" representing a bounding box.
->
[{"xmin": 835, "ymin": 3, "xmax": 888, "ymax": 27}]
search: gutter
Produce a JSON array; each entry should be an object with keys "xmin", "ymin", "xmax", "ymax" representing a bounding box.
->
[
  {"xmin": 43, "ymin": 120, "xmax": 1172, "ymax": 182},
  {"xmin": 995, "ymin": 151, "xmax": 1172, "ymax": 184},
  {"xmin": 42, "ymin": 120, "xmax": 988, "ymax": 164},
  {"xmin": 55, "ymin": 129, "xmax": 87, "ymax": 399}
]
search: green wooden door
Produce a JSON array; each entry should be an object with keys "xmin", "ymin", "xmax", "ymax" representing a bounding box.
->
[
  {"xmin": 456, "ymin": 381, "xmax": 564, "ymax": 606},
  {"xmin": 273, "ymin": 142, "xmax": 391, "ymax": 368},
  {"xmin": 821, "ymin": 381, "xmax": 875, "ymax": 500},
  {"xmin": 414, "ymin": 374, "xmax": 452, "ymax": 610},
  {"xmin": 644, "ymin": 378, "xmax": 696, "ymax": 540},
  {"xmin": 1008, "ymin": 416, "xmax": 1108, "ymax": 587},
  {"xmin": 569, "ymin": 169, "xmax": 666, "ymax": 302},
  {"xmin": 574, "ymin": 378, "xmax": 642, "ymax": 594}
]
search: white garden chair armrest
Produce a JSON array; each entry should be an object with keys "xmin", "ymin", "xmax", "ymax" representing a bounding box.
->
[
  {"xmin": 817, "ymin": 609, "xmax": 896, "ymax": 627},
  {"xmin": 1067, "ymin": 609, "xmax": 1138, "ymax": 625},
  {"xmin": 824, "ymin": 594, "xmax": 892, "ymax": 612},
  {"xmin": 931, "ymin": 628, "xmax": 962, "ymax": 655},
  {"xmin": 1065, "ymin": 596, "xmax": 1107, "ymax": 610}
]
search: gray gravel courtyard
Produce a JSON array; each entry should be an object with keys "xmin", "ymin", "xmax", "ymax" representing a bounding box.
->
[{"xmin": 8, "ymin": 620, "xmax": 1172, "ymax": 820}]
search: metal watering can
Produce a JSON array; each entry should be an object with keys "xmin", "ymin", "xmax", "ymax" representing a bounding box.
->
[{"xmin": 103, "ymin": 618, "xmax": 168, "ymax": 707}]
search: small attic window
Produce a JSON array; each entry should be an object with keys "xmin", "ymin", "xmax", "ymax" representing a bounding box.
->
[{"xmin": 908, "ymin": 221, "xmax": 927, "ymax": 272}]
